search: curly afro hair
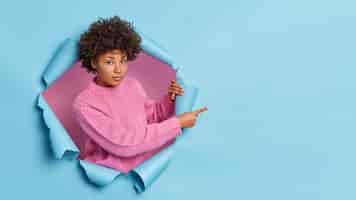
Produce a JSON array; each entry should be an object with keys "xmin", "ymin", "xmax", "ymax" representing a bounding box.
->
[{"xmin": 78, "ymin": 16, "xmax": 142, "ymax": 74}]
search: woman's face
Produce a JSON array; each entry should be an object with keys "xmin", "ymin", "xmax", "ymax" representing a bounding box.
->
[{"xmin": 91, "ymin": 49, "xmax": 128, "ymax": 87}]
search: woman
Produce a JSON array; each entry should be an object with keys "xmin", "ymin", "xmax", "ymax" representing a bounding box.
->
[{"xmin": 72, "ymin": 16, "xmax": 208, "ymax": 174}]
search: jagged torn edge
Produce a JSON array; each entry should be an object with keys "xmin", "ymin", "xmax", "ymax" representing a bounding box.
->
[{"xmin": 36, "ymin": 29, "xmax": 193, "ymax": 192}]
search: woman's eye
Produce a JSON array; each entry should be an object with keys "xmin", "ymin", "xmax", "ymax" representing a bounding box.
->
[{"xmin": 106, "ymin": 60, "xmax": 113, "ymax": 64}]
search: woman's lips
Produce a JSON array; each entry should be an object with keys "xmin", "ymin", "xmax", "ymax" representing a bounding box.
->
[{"xmin": 113, "ymin": 76, "xmax": 121, "ymax": 81}]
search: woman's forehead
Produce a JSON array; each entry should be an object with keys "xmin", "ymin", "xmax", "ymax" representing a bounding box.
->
[{"xmin": 101, "ymin": 49, "xmax": 126, "ymax": 58}]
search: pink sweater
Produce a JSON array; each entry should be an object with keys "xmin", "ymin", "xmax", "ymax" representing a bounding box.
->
[{"xmin": 72, "ymin": 76, "xmax": 182, "ymax": 174}]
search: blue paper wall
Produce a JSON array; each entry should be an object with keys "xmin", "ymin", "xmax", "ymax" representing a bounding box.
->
[{"xmin": 1, "ymin": 0, "xmax": 356, "ymax": 199}]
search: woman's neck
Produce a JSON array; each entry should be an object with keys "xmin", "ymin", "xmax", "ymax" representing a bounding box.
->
[{"xmin": 94, "ymin": 76, "xmax": 110, "ymax": 87}]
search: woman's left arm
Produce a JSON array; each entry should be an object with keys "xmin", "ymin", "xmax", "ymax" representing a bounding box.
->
[
  {"xmin": 132, "ymin": 78, "xmax": 175, "ymax": 123},
  {"xmin": 144, "ymin": 94, "xmax": 175, "ymax": 123}
]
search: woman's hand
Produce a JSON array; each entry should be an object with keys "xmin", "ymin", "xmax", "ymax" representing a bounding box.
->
[
  {"xmin": 177, "ymin": 107, "xmax": 208, "ymax": 128},
  {"xmin": 168, "ymin": 79, "xmax": 184, "ymax": 102}
]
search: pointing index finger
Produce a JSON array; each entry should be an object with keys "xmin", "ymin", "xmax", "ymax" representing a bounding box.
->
[{"xmin": 195, "ymin": 107, "xmax": 208, "ymax": 115}]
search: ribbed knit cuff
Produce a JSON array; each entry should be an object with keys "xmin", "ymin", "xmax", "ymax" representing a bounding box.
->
[{"xmin": 159, "ymin": 116, "xmax": 182, "ymax": 136}]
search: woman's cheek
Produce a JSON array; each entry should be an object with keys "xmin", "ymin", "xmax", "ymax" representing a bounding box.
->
[{"xmin": 105, "ymin": 67, "xmax": 115, "ymax": 76}]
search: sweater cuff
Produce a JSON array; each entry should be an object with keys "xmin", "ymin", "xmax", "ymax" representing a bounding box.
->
[
  {"xmin": 159, "ymin": 116, "xmax": 182, "ymax": 136},
  {"xmin": 161, "ymin": 93, "xmax": 174, "ymax": 107}
]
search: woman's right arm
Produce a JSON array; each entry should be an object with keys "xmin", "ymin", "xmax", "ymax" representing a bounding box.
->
[{"xmin": 72, "ymin": 101, "xmax": 182, "ymax": 158}]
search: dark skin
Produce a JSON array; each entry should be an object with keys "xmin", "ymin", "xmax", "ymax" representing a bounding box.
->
[
  {"xmin": 92, "ymin": 49, "xmax": 208, "ymax": 128},
  {"xmin": 167, "ymin": 80, "xmax": 208, "ymax": 128}
]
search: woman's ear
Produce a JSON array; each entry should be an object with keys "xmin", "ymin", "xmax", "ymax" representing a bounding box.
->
[{"xmin": 91, "ymin": 59, "xmax": 97, "ymax": 71}]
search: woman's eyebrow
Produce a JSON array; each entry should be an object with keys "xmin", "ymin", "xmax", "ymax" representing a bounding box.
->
[{"xmin": 106, "ymin": 56, "xmax": 126, "ymax": 60}]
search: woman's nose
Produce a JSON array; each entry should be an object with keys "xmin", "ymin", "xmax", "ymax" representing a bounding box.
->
[{"xmin": 114, "ymin": 65, "xmax": 121, "ymax": 73}]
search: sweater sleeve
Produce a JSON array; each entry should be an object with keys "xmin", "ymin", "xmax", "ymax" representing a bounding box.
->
[
  {"xmin": 73, "ymin": 101, "xmax": 182, "ymax": 158},
  {"xmin": 132, "ymin": 79, "xmax": 175, "ymax": 123},
  {"xmin": 144, "ymin": 94, "xmax": 175, "ymax": 123}
]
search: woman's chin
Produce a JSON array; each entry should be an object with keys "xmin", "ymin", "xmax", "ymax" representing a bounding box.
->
[{"xmin": 111, "ymin": 80, "xmax": 121, "ymax": 86}]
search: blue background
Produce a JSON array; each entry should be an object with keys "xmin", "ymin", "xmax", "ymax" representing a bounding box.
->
[{"xmin": 1, "ymin": 0, "xmax": 356, "ymax": 199}]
